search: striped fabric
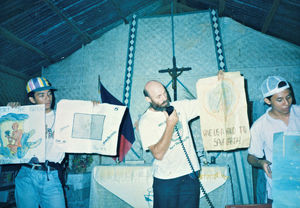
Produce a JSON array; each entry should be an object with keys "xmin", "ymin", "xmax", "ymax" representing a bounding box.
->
[{"xmin": 26, "ymin": 77, "xmax": 53, "ymax": 93}]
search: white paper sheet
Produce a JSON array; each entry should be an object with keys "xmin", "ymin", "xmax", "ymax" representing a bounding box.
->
[{"xmin": 53, "ymin": 99, "xmax": 126, "ymax": 155}]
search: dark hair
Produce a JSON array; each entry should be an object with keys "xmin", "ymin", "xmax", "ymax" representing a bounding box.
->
[
  {"xmin": 278, "ymin": 81, "xmax": 287, "ymax": 88},
  {"xmin": 27, "ymin": 89, "xmax": 55, "ymax": 97},
  {"xmin": 27, "ymin": 91, "xmax": 35, "ymax": 98},
  {"xmin": 143, "ymin": 88, "xmax": 149, "ymax": 97},
  {"xmin": 265, "ymin": 95, "xmax": 272, "ymax": 101}
]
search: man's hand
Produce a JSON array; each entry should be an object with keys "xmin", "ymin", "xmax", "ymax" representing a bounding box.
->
[
  {"xmin": 149, "ymin": 109, "xmax": 179, "ymax": 161},
  {"xmin": 260, "ymin": 160, "xmax": 272, "ymax": 178},
  {"xmin": 217, "ymin": 70, "xmax": 224, "ymax": 81},
  {"xmin": 7, "ymin": 102, "xmax": 21, "ymax": 108},
  {"xmin": 92, "ymin": 101, "xmax": 100, "ymax": 106},
  {"xmin": 247, "ymin": 154, "xmax": 272, "ymax": 178},
  {"xmin": 164, "ymin": 109, "xmax": 178, "ymax": 128}
]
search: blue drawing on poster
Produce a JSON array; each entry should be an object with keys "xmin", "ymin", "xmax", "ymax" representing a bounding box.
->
[
  {"xmin": 0, "ymin": 113, "xmax": 42, "ymax": 159},
  {"xmin": 273, "ymin": 131, "xmax": 300, "ymax": 208}
]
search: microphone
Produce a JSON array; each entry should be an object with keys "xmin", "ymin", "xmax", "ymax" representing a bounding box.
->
[{"xmin": 166, "ymin": 106, "xmax": 174, "ymax": 115}]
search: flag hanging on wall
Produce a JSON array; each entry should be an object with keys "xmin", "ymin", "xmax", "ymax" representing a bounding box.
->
[{"xmin": 98, "ymin": 77, "xmax": 135, "ymax": 162}]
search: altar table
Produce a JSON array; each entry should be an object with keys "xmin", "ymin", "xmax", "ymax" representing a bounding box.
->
[{"xmin": 89, "ymin": 165, "xmax": 232, "ymax": 208}]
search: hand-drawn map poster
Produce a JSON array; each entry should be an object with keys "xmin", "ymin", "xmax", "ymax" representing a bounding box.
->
[
  {"xmin": 53, "ymin": 99, "xmax": 126, "ymax": 155},
  {"xmin": 273, "ymin": 131, "xmax": 300, "ymax": 208},
  {"xmin": 0, "ymin": 104, "xmax": 45, "ymax": 164},
  {"xmin": 196, "ymin": 72, "xmax": 250, "ymax": 151}
]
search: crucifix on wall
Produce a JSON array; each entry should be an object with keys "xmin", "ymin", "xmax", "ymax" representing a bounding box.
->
[
  {"xmin": 159, "ymin": 57, "xmax": 191, "ymax": 101},
  {"xmin": 158, "ymin": 0, "xmax": 192, "ymax": 101}
]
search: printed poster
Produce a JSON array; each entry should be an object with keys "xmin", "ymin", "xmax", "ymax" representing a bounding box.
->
[
  {"xmin": 53, "ymin": 99, "xmax": 126, "ymax": 155},
  {"xmin": 196, "ymin": 71, "xmax": 250, "ymax": 151},
  {"xmin": 0, "ymin": 105, "xmax": 45, "ymax": 164}
]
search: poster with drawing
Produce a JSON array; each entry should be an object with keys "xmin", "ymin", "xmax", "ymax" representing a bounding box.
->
[
  {"xmin": 53, "ymin": 99, "xmax": 126, "ymax": 155},
  {"xmin": 196, "ymin": 71, "xmax": 250, "ymax": 151},
  {"xmin": 0, "ymin": 105, "xmax": 45, "ymax": 164}
]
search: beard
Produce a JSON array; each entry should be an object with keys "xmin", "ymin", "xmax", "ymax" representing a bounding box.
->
[{"xmin": 150, "ymin": 100, "xmax": 170, "ymax": 112}]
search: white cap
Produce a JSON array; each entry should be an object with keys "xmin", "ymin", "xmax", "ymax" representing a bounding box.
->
[{"xmin": 261, "ymin": 76, "xmax": 290, "ymax": 98}]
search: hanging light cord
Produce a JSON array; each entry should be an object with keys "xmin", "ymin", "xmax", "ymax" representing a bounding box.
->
[
  {"xmin": 171, "ymin": 0, "xmax": 175, "ymax": 58},
  {"xmin": 170, "ymin": 1, "xmax": 214, "ymax": 207}
]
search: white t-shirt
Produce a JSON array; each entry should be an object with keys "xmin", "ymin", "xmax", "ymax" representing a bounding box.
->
[
  {"xmin": 45, "ymin": 110, "xmax": 65, "ymax": 163},
  {"xmin": 248, "ymin": 105, "xmax": 300, "ymax": 200},
  {"xmin": 139, "ymin": 99, "xmax": 200, "ymax": 179}
]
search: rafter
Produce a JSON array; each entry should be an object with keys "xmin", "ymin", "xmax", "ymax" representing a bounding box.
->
[
  {"xmin": 218, "ymin": 0, "xmax": 225, "ymax": 16},
  {"xmin": 42, "ymin": 0, "xmax": 93, "ymax": 44},
  {"xmin": 262, "ymin": 0, "xmax": 281, "ymax": 33},
  {"xmin": 0, "ymin": 64, "xmax": 30, "ymax": 80},
  {"xmin": 0, "ymin": 26, "xmax": 54, "ymax": 63},
  {"xmin": 110, "ymin": 0, "xmax": 129, "ymax": 24},
  {"xmin": 193, "ymin": 0, "xmax": 218, "ymax": 6},
  {"xmin": 176, "ymin": 2, "xmax": 197, "ymax": 12},
  {"xmin": 154, "ymin": 0, "xmax": 196, "ymax": 15}
]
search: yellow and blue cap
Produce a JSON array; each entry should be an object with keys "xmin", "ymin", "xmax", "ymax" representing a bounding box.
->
[{"xmin": 26, "ymin": 77, "xmax": 55, "ymax": 94}]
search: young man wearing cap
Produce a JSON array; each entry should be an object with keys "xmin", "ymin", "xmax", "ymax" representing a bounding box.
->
[
  {"xmin": 247, "ymin": 76, "xmax": 300, "ymax": 204},
  {"xmin": 14, "ymin": 77, "xmax": 66, "ymax": 208}
]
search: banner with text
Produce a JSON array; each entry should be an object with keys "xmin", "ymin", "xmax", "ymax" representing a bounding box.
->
[{"xmin": 196, "ymin": 72, "xmax": 250, "ymax": 151}]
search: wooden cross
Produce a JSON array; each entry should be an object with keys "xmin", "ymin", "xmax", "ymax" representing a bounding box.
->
[{"xmin": 159, "ymin": 56, "xmax": 191, "ymax": 101}]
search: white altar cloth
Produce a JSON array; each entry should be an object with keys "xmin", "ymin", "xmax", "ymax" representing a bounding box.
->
[{"xmin": 89, "ymin": 165, "xmax": 228, "ymax": 208}]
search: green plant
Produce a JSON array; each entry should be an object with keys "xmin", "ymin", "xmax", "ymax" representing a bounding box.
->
[{"xmin": 70, "ymin": 154, "xmax": 93, "ymax": 174}]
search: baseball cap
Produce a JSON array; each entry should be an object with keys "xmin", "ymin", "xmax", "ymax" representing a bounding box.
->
[
  {"xmin": 26, "ymin": 77, "xmax": 55, "ymax": 94},
  {"xmin": 261, "ymin": 76, "xmax": 290, "ymax": 98}
]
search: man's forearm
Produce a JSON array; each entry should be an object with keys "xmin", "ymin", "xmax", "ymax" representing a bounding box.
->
[
  {"xmin": 149, "ymin": 124, "xmax": 174, "ymax": 160},
  {"xmin": 247, "ymin": 154, "xmax": 263, "ymax": 168}
]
